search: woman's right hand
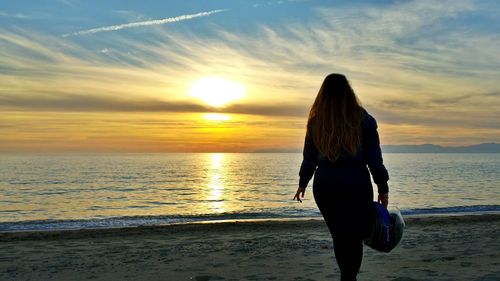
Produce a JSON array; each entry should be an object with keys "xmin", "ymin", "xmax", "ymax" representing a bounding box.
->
[
  {"xmin": 293, "ymin": 187, "xmax": 306, "ymax": 203},
  {"xmin": 378, "ymin": 193, "xmax": 389, "ymax": 209}
]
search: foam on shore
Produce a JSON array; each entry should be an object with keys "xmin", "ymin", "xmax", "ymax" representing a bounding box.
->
[{"xmin": 1, "ymin": 213, "xmax": 499, "ymax": 242}]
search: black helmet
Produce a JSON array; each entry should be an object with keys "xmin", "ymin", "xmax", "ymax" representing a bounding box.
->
[{"xmin": 364, "ymin": 202, "xmax": 405, "ymax": 253}]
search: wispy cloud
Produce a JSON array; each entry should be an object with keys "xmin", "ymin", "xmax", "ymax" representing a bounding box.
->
[
  {"xmin": 62, "ymin": 9, "xmax": 226, "ymax": 37},
  {"xmin": 0, "ymin": 93, "xmax": 307, "ymax": 117},
  {"xmin": 252, "ymin": 0, "xmax": 310, "ymax": 8},
  {"xmin": 1, "ymin": 0, "xmax": 500, "ymax": 149},
  {"xmin": 0, "ymin": 11, "xmax": 32, "ymax": 19},
  {"xmin": 57, "ymin": 0, "xmax": 79, "ymax": 6}
]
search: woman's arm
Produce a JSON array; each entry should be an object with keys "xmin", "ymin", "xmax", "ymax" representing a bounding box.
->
[
  {"xmin": 363, "ymin": 114, "xmax": 390, "ymax": 197},
  {"xmin": 294, "ymin": 132, "xmax": 319, "ymax": 202},
  {"xmin": 298, "ymin": 132, "xmax": 319, "ymax": 188}
]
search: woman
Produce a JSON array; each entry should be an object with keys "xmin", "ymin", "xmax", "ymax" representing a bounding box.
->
[{"xmin": 293, "ymin": 73, "xmax": 389, "ymax": 281}]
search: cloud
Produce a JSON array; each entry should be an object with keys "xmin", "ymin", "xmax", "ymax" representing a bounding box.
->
[
  {"xmin": 252, "ymin": 0, "xmax": 310, "ymax": 8},
  {"xmin": 0, "ymin": 11, "xmax": 32, "ymax": 19},
  {"xmin": 1, "ymin": 0, "xmax": 500, "ymax": 147},
  {"xmin": 57, "ymin": 0, "xmax": 78, "ymax": 6},
  {"xmin": 62, "ymin": 9, "xmax": 226, "ymax": 37},
  {"xmin": 370, "ymin": 105, "xmax": 500, "ymax": 130},
  {"xmin": 0, "ymin": 93, "xmax": 307, "ymax": 117},
  {"xmin": 226, "ymin": 103, "xmax": 308, "ymax": 117},
  {"xmin": 113, "ymin": 10, "xmax": 149, "ymax": 22},
  {"xmin": 0, "ymin": 93, "xmax": 206, "ymax": 112}
]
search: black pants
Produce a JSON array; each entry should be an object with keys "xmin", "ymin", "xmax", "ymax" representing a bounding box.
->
[
  {"xmin": 331, "ymin": 233, "xmax": 364, "ymax": 281},
  {"xmin": 313, "ymin": 165, "xmax": 373, "ymax": 281}
]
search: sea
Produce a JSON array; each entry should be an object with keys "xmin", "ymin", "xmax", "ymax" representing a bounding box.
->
[{"xmin": 0, "ymin": 153, "xmax": 499, "ymax": 232}]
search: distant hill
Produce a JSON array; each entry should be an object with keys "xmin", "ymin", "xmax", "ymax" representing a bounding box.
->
[
  {"xmin": 381, "ymin": 143, "xmax": 500, "ymax": 153},
  {"xmin": 254, "ymin": 143, "xmax": 500, "ymax": 153}
]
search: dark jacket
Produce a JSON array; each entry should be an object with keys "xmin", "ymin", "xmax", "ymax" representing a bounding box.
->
[{"xmin": 298, "ymin": 111, "xmax": 389, "ymax": 195}]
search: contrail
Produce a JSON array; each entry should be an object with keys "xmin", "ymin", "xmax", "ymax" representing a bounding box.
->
[{"xmin": 62, "ymin": 9, "xmax": 225, "ymax": 37}]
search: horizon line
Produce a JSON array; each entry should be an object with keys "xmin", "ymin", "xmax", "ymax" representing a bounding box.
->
[{"xmin": 1, "ymin": 142, "xmax": 499, "ymax": 154}]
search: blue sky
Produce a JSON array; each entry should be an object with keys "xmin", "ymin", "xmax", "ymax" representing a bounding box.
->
[{"xmin": 1, "ymin": 0, "xmax": 499, "ymax": 151}]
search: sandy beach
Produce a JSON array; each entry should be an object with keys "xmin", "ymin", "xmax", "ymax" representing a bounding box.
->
[{"xmin": 1, "ymin": 214, "xmax": 499, "ymax": 281}]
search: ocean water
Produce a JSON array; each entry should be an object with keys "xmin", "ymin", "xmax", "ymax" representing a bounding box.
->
[{"xmin": 0, "ymin": 153, "xmax": 499, "ymax": 231}]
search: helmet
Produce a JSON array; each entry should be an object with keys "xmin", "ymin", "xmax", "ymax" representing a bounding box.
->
[{"xmin": 364, "ymin": 202, "xmax": 405, "ymax": 253}]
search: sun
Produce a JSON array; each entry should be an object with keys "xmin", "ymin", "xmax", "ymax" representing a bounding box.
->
[
  {"xmin": 189, "ymin": 77, "xmax": 245, "ymax": 107},
  {"xmin": 203, "ymin": 113, "xmax": 231, "ymax": 121}
]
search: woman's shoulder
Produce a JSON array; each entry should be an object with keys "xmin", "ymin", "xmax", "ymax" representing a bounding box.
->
[{"xmin": 361, "ymin": 109, "xmax": 378, "ymax": 130}]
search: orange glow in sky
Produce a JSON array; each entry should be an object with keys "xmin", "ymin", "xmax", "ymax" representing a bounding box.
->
[{"xmin": 1, "ymin": 1, "xmax": 499, "ymax": 152}]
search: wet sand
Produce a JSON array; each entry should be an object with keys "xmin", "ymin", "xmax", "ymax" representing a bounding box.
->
[{"xmin": 1, "ymin": 214, "xmax": 499, "ymax": 281}]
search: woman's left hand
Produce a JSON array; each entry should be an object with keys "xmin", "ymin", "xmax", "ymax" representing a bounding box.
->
[
  {"xmin": 293, "ymin": 187, "xmax": 306, "ymax": 203},
  {"xmin": 378, "ymin": 193, "xmax": 389, "ymax": 209}
]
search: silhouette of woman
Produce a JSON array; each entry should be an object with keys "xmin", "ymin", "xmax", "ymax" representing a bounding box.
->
[{"xmin": 294, "ymin": 73, "xmax": 389, "ymax": 281}]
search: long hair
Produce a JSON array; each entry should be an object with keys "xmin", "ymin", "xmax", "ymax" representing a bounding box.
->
[{"xmin": 307, "ymin": 73, "xmax": 364, "ymax": 162}]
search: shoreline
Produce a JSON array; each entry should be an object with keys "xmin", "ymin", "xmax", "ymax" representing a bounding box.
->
[
  {"xmin": 1, "ymin": 213, "xmax": 499, "ymax": 242},
  {"xmin": 2, "ymin": 205, "xmax": 498, "ymax": 234}
]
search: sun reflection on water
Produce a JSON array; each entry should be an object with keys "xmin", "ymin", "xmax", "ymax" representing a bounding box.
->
[{"xmin": 207, "ymin": 153, "xmax": 225, "ymax": 213}]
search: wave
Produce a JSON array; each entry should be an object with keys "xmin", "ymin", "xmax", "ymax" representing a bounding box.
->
[
  {"xmin": 1, "ymin": 205, "xmax": 499, "ymax": 232},
  {"xmin": 400, "ymin": 205, "xmax": 500, "ymax": 215}
]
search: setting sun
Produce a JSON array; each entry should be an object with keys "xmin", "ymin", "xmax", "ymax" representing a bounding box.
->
[
  {"xmin": 203, "ymin": 113, "xmax": 231, "ymax": 121},
  {"xmin": 189, "ymin": 77, "xmax": 245, "ymax": 107}
]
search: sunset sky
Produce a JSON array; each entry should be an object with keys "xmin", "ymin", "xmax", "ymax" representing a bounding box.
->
[{"xmin": 1, "ymin": 0, "xmax": 499, "ymax": 152}]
